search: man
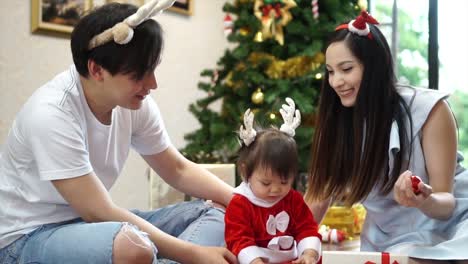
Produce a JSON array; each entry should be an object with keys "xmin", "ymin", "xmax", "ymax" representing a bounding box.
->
[{"xmin": 0, "ymin": 1, "xmax": 236, "ymax": 263}]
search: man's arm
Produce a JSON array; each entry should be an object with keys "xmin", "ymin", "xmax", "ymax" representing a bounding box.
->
[{"xmin": 142, "ymin": 146, "xmax": 234, "ymax": 207}]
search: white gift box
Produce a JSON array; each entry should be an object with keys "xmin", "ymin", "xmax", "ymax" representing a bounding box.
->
[{"xmin": 322, "ymin": 251, "xmax": 408, "ymax": 264}]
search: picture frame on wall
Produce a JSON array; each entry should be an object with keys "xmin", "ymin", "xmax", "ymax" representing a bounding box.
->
[
  {"xmin": 169, "ymin": 0, "xmax": 193, "ymax": 16},
  {"xmin": 104, "ymin": 0, "xmax": 144, "ymax": 6},
  {"xmin": 31, "ymin": 0, "xmax": 92, "ymax": 34}
]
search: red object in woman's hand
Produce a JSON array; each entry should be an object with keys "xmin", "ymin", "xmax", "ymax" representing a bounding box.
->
[{"xmin": 411, "ymin": 175, "xmax": 422, "ymax": 195}]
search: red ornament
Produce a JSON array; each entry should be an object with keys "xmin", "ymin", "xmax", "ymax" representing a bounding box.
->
[
  {"xmin": 311, "ymin": 0, "xmax": 319, "ymax": 20},
  {"xmin": 411, "ymin": 175, "xmax": 422, "ymax": 195},
  {"xmin": 224, "ymin": 14, "xmax": 233, "ymax": 36}
]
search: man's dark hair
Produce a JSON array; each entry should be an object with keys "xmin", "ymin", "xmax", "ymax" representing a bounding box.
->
[{"xmin": 71, "ymin": 3, "xmax": 163, "ymax": 80}]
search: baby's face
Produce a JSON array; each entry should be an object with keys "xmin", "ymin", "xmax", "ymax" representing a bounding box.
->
[{"xmin": 248, "ymin": 167, "xmax": 293, "ymax": 203}]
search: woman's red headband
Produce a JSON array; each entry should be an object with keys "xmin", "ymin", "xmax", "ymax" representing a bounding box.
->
[{"xmin": 335, "ymin": 10, "xmax": 379, "ymax": 39}]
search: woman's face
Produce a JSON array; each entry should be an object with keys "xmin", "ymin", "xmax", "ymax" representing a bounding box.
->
[{"xmin": 325, "ymin": 41, "xmax": 364, "ymax": 107}]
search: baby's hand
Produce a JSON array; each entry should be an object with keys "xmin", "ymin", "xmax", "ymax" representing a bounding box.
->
[
  {"xmin": 250, "ymin": 257, "xmax": 266, "ymax": 264},
  {"xmin": 292, "ymin": 249, "xmax": 319, "ymax": 264},
  {"xmin": 394, "ymin": 170, "xmax": 433, "ymax": 208}
]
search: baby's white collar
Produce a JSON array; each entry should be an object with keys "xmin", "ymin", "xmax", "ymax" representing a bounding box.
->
[{"xmin": 233, "ymin": 182, "xmax": 282, "ymax": 208}]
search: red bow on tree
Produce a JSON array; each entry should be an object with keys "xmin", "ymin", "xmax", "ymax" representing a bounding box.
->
[{"xmin": 262, "ymin": 3, "xmax": 282, "ymax": 19}]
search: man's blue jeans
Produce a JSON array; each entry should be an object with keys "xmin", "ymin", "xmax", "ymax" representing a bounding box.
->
[{"xmin": 0, "ymin": 200, "xmax": 225, "ymax": 264}]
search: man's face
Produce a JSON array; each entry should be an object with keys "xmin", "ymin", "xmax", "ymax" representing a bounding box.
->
[{"xmin": 103, "ymin": 70, "xmax": 158, "ymax": 110}]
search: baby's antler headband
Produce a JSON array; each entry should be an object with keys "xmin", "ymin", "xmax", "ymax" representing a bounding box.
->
[
  {"xmin": 88, "ymin": 0, "xmax": 176, "ymax": 50},
  {"xmin": 239, "ymin": 97, "xmax": 301, "ymax": 146},
  {"xmin": 279, "ymin": 97, "xmax": 301, "ymax": 137},
  {"xmin": 240, "ymin": 109, "xmax": 257, "ymax": 147},
  {"xmin": 335, "ymin": 10, "xmax": 379, "ymax": 39}
]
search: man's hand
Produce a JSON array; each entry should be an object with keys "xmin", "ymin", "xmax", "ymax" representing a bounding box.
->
[{"xmin": 191, "ymin": 245, "xmax": 238, "ymax": 264}]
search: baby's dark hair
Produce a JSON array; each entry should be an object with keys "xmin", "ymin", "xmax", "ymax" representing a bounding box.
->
[{"xmin": 237, "ymin": 127, "xmax": 298, "ymax": 182}]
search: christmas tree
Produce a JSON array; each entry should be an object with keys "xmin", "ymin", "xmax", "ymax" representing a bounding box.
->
[{"xmin": 182, "ymin": 0, "xmax": 362, "ymax": 176}]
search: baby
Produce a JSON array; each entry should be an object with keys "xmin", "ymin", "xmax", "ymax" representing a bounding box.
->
[{"xmin": 225, "ymin": 98, "xmax": 322, "ymax": 264}]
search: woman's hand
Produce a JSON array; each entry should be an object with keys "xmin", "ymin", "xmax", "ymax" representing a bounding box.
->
[{"xmin": 393, "ymin": 170, "xmax": 433, "ymax": 208}]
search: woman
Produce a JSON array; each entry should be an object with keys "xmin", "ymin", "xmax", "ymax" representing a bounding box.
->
[{"xmin": 305, "ymin": 11, "xmax": 468, "ymax": 263}]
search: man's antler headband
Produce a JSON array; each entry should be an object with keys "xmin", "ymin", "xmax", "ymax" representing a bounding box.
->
[
  {"xmin": 335, "ymin": 10, "xmax": 379, "ymax": 39},
  {"xmin": 88, "ymin": 0, "xmax": 176, "ymax": 50},
  {"xmin": 239, "ymin": 97, "xmax": 301, "ymax": 146}
]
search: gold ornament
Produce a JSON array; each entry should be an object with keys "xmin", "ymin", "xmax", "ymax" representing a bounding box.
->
[
  {"xmin": 254, "ymin": 31, "xmax": 264, "ymax": 42},
  {"xmin": 253, "ymin": 0, "xmax": 297, "ymax": 45},
  {"xmin": 358, "ymin": 0, "xmax": 368, "ymax": 10},
  {"xmin": 239, "ymin": 27, "xmax": 250, "ymax": 36},
  {"xmin": 251, "ymin": 88, "xmax": 264, "ymax": 104},
  {"xmin": 313, "ymin": 52, "xmax": 325, "ymax": 64},
  {"xmin": 224, "ymin": 71, "xmax": 245, "ymax": 89},
  {"xmin": 247, "ymin": 52, "xmax": 323, "ymax": 79},
  {"xmin": 224, "ymin": 71, "xmax": 234, "ymax": 87},
  {"xmin": 235, "ymin": 0, "xmax": 252, "ymax": 6},
  {"xmin": 352, "ymin": 203, "xmax": 366, "ymax": 234},
  {"xmin": 321, "ymin": 203, "xmax": 367, "ymax": 236}
]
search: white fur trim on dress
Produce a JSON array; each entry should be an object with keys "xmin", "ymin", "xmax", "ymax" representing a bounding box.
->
[
  {"xmin": 297, "ymin": 236, "xmax": 322, "ymax": 259},
  {"xmin": 233, "ymin": 182, "xmax": 283, "ymax": 208},
  {"xmin": 238, "ymin": 242, "xmax": 298, "ymax": 264}
]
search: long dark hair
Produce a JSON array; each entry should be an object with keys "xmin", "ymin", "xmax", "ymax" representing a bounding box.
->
[{"xmin": 306, "ymin": 24, "xmax": 413, "ymax": 206}]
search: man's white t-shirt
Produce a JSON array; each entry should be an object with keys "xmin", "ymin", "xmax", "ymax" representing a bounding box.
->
[{"xmin": 0, "ymin": 65, "xmax": 171, "ymax": 248}]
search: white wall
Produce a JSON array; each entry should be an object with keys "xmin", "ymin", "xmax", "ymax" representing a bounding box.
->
[{"xmin": 0, "ymin": 0, "xmax": 230, "ymax": 209}]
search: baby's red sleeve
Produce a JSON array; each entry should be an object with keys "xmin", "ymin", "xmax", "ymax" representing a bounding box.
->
[
  {"xmin": 291, "ymin": 190, "xmax": 322, "ymax": 242},
  {"xmin": 225, "ymin": 195, "xmax": 257, "ymax": 256}
]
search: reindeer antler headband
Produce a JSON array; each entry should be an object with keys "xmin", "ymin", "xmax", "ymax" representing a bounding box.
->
[
  {"xmin": 88, "ymin": 0, "xmax": 176, "ymax": 50},
  {"xmin": 239, "ymin": 97, "xmax": 301, "ymax": 146},
  {"xmin": 335, "ymin": 10, "xmax": 379, "ymax": 39}
]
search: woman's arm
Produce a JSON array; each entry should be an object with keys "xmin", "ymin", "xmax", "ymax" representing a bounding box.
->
[
  {"xmin": 394, "ymin": 100, "xmax": 457, "ymax": 220},
  {"xmin": 420, "ymin": 99, "xmax": 457, "ymax": 219},
  {"xmin": 306, "ymin": 198, "xmax": 332, "ymax": 224},
  {"xmin": 142, "ymin": 146, "xmax": 234, "ymax": 207},
  {"xmin": 52, "ymin": 173, "xmax": 236, "ymax": 264}
]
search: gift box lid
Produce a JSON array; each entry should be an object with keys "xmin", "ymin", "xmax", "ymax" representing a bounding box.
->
[{"xmin": 322, "ymin": 251, "xmax": 408, "ymax": 264}]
